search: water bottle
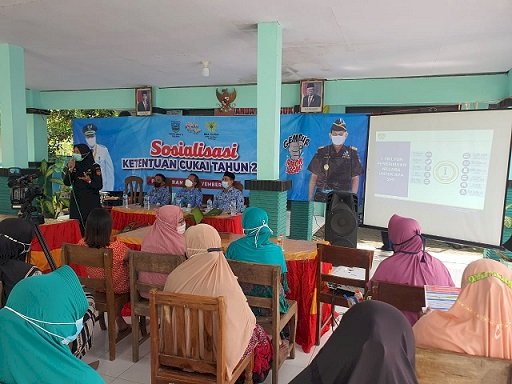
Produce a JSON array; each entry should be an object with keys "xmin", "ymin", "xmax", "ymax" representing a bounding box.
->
[
  {"xmin": 144, "ymin": 195, "xmax": 150, "ymax": 210},
  {"xmin": 175, "ymin": 197, "xmax": 182, "ymax": 207},
  {"xmin": 277, "ymin": 234, "xmax": 284, "ymax": 250},
  {"xmin": 122, "ymin": 193, "xmax": 128, "ymax": 208},
  {"xmin": 206, "ymin": 198, "xmax": 213, "ymax": 211},
  {"xmin": 230, "ymin": 200, "xmax": 236, "ymax": 215}
]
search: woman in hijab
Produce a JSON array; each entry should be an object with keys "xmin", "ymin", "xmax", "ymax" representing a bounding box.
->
[
  {"xmin": 414, "ymin": 259, "xmax": 512, "ymax": 359},
  {"xmin": 0, "ymin": 265, "xmax": 104, "ymax": 383},
  {"xmin": 63, "ymin": 143, "xmax": 103, "ymax": 234},
  {"xmin": 290, "ymin": 300, "xmax": 418, "ymax": 384},
  {"xmin": 164, "ymin": 224, "xmax": 272, "ymax": 383},
  {"xmin": 368, "ymin": 214, "xmax": 454, "ymax": 325},
  {"xmin": 0, "ymin": 218, "xmax": 40, "ymax": 303},
  {"xmin": 226, "ymin": 207, "xmax": 289, "ymax": 314},
  {"xmin": 139, "ymin": 205, "xmax": 187, "ymax": 298}
]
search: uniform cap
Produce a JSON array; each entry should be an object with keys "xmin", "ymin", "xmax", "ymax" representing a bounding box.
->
[
  {"xmin": 331, "ymin": 119, "xmax": 347, "ymax": 132},
  {"xmin": 82, "ymin": 124, "xmax": 97, "ymax": 137}
]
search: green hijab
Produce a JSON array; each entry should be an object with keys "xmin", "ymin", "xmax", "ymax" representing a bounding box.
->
[{"xmin": 0, "ymin": 265, "xmax": 104, "ymax": 384}]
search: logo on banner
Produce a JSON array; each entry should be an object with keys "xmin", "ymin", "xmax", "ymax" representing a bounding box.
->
[
  {"xmin": 185, "ymin": 122, "xmax": 201, "ymax": 134},
  {"xmin": 170, "ymin": 121, "xmax": 182, "ymax": 138},
  {"xmin": 204, "ymin": 121, "xmax": 219, "ymax": 140},
  {"xmin": 283, "ymin": 133, "xmax": 310, "ymax": 174}
]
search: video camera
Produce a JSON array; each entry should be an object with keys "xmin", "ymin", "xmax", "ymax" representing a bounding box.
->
[{"xmin": 7, "ymin": 167, "xmax": 44, "ymax": 211}]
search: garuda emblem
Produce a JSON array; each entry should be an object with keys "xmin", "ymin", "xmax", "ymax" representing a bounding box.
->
[{"xmin": 216, "ymin": 88, "xmax": 237, "ymax": 113}]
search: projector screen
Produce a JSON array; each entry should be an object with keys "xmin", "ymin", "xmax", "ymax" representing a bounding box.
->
[{"xmin": 363, "ymin": 110, "xmax": 512, "ymax": 247}]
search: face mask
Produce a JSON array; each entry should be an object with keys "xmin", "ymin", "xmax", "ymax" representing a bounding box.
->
[
  {"xmin": 1, "ymin": 233, "xmax": 31, "ymax": 257},
  {"xmin": 85, "ymin": 137, "xmax": 96, "ymax": 148},
  {"xmin": 184, "ymin": 179, "xmax": 193, "ymax": 188},
  {"xmin": 221, "ymin": 181, "xmax": 229, "ymax": 189},
  {"xmin": 244, "ymin": 220, "xmax": 273, "ymax": 247},
  {"xmin": 331, "ymin": 135, "xmax": 346, "ymax": 146},
  {"xmin": 176, "ymin": 222, "xmax": 186, "ymax": 234},
  {"xmin": 72, "ymin": 153, "xmax": 83, "ymax": 162},
  {"xmin": 4, "ymin": 306, "xmax": 84, "ymax": 345}
]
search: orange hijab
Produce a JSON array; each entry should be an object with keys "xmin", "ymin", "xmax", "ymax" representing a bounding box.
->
[
  {"xmin": 413, "ymin": 259, "xmax": 512, "ymax": 359},
  {"xmin": 164, "ymin": 224, "xmax": 256, "ymax": 379}
]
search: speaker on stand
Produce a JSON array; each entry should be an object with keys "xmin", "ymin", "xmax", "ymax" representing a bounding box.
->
[{"xmin": 324, "ymin": 191, "xmax": 358, "ymax": 248}]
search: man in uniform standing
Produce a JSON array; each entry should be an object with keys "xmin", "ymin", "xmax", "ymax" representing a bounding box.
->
[
  {"xmin": 83, "ymin": 124, "xmax": 115, "ymax": 191},
  {"xmin": 308, "ymin": 118, "xmax": 362, "ymax": 200}
]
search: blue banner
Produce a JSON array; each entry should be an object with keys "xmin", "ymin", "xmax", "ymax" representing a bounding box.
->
[{"xmin": 73, "ymin": 113, "xmax": 368, "ymax": 202}]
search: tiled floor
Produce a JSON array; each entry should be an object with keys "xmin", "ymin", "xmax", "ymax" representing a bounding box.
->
[{"xmin": 84, "ymin": 214, "xmax": 483, "ymax": 383}]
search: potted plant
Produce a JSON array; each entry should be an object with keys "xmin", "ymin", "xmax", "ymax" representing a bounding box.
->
[{"xmin": 37, "ymin": 158, "xmax": 70, "ymax": 218}]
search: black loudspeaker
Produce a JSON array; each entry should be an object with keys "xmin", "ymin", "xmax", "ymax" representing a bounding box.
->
[{"xmin": 324, "ymin": 191, "xmax": 358, "ymax": 248}]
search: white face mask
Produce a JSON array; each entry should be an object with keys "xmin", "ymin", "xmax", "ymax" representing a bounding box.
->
[
  {"xmin": 85, "ymin": 136, "xmax": 96, "ymax": 148},
  {"xmin": 221, "ymin": 181, "xmax": 229, "ymax": 189},
  {"xmin": 4, "ymin": 306, "xmax": 84, "ymax": 345},
  {"xmin": 2, "ymin": 233, "xmax": 31, "ymax": 257},
  {"xmin": 331, "ymin": 135, "xmax": 346, "ymax": 146},
  {"xmin": 176, "ymin": 222, "xmax": 186, "ymax": 234},
  {"xmin": 184, "ymin": 179, "xmax": 193, "ymax": 188},
  {"xmin": 243, "ymin": 220, "xmax": 273, "ymax": 247}
]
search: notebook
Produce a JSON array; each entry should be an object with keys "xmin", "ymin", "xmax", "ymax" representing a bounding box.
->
[{"xmin": 424, "ymin": 285, "xmax": 461, "ymax": 311}]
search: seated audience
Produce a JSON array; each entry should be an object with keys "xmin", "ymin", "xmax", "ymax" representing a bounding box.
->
[
  {"xmin": 139, "ymin": 205, "xmax": 186, "ymax": 298},
  {"xmin": 174, "ymin": 173, "xmax": 203, "ymax": 208},
  {"xmin": 164, "ymin": 224, "xmax": 272, "ymax": 383},
  {"xmin": 0, "ymin": 218, "xmax": 96, "ymax": 359},
  {"xmin": 290, "ymin": 300, "xmax": 418, "ymax": 384},
  {"xmin": 213, "ymin": 171, "xmax": 244, "ymax": 213},
  {"xmin": 226, "ymin": 207, "xmax": 289, "ymax": 314},
  {"xmin": 369, "ymin": 214, "xmax": 454, "ymax": 325},
  {"xmin": 0, "ymin": 266, "xmax": 104, "ymax": 383},
  {"xmin": 79, "ymin": 207, "xmax": 130, "ymax": 336},
  {"xmin": 414, "ymin": 258, "xmax": 512, "ymax": 359},
  {"xmin": 146, "ymin": 173, "xmax": 171, "ymax": 206}
]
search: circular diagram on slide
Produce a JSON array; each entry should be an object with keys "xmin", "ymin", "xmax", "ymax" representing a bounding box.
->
[{"xmin": 433, "ymin": 161, "xmax": 459, "ymax": 184}]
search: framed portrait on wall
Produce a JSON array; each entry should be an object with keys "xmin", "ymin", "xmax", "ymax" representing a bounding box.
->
[
  {"xmin": 135, "ymin": 87, "xmax": 152, "ymax": 116},
  {"xmin": 300, "ymin": 79, "xmax": 324, "ymax": 113}
]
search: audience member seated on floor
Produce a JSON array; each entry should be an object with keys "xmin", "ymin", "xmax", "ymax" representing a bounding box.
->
[
  {"xmin": 213, "ymin": 171, "xmax": 245, "ymax": 213},
  {"xmin": 368, "ymin": 214, "xmax": 454, "ymax": 325},
  {"xmin": 414, "ymin": 258, "xmax": 512, "ymax": 359},
  {"xmin": 226, "ymin": 207, "xmax": 289, "ymax": 315},
  {"xmin": 146, "ymin": 173, "xmax": 171, "ymax": 206},
  {"xmin": 139, "ymin": 205, "xmax": 186, "ymax": 298},
  {"xmin": 79, "ymin": 207, "xmax": 130, "ymax": 337},
  {"xmin": 290, "ymin": 300, "xmax": 418, "ymax": 384},
  {"xmin": 0, "ymin": 218, "xmax": 97, "ymax": 359},
  {"xmin": 174, "ymin": 173, "xmax": 203, "ymax": 208},
  {"xmin": 0, "ymin": 266, "xmax": 104, "ymax": 384},
  {"xmin": 164, "ymin": 224, "xmax": 272, "ymax": 383}
]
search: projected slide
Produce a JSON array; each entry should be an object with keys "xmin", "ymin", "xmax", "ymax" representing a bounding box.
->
[{"xmin": 374, "ymin": 130, "xmax": 492, "ymax": 210}]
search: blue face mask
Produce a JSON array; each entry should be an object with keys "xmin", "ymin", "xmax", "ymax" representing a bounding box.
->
[
  {"xmin": 72, "ymin": 153, "xmax": 83, "ymax": 162},
  {"xmin": 4, "ymin": 306, "xmax": 84, "ymax": 345},
  {"xmin": 243, "ymin": 220, "xmax": 273, "ymax": 247},
  {"xmin": 221, "ymin": 181, "xmax": 229, "ymax": 189}
]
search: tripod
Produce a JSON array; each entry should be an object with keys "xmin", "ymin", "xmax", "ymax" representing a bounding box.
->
[{"xmin": 19, "ymin": 202, "xmax": 57, "ymax": 271}]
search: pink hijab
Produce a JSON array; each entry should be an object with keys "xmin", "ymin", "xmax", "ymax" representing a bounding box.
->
[
  {"xmin": 139, "ymin": 206, "xmax": 186, "ymax": 298},
  {"xmin": 414, "ymin": 259, "xmax": 512, "ymax": 359},
  {"xmin": 369, "ymin": 214, "xmax": 454, "ymax": 325},
  {"xmin": 164, "ymin": 224, "xmax": 256, "ymax": 380}
]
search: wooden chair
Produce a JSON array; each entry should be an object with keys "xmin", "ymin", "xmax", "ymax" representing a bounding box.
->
[
  {"xmin": 124, "ymin": 176, "xmax": 144, "ymax": 205},
  {"xmin": 371, "ymin": 280, "xmax": 425, "ymax": 315},
  {"xmin": 416, "ymin": 347, "xmax": 512, "ymax": 384},
  {"xmin": 128, "ymin": 249, "xmax": 186, "ymax": 362},
  {"xmin": 315, "ymin": 243, "xmax": 373, "ymax": 346},
  {"xmin": 62, "ymin": 243, "xmax": 130, "ymax": 361},
  {"xmin": 150, "ymin": 290, "xmax": 254, "ymax": 384},
  {"xmin": 227, "ymin": 260, "xmax": 297, "ymax": 384}
]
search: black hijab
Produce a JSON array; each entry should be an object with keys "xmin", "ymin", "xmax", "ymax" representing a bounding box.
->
[
  {"xmin": 0, "ymin": 218, "xmax": 34, "ymax": 265},
  {"xmin": 290, "ymin": 300, "xmax": 418, "ymax": 384},
  {"xmin": 74, "ymin": 143, "xmax": 95, "ymax": 175}
]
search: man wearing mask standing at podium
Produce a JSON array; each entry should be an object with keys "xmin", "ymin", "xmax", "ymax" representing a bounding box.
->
[
  {"xmin": 83, "ymin": 124, "xmax": 114, "ymax": 191},
  {"xmin": 308, "ymin": 118, "xmax": 362, "ymax": 200}
]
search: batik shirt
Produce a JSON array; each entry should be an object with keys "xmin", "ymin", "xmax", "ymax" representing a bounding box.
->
[
  {"xmin": 213, "ymin": 187, "xmax": 245, "ymax": 213},
  {"xmin": 174, "ymin": 188, "xmax": 203, "ymax": 208},
  {"xmin": 147, "ymin": 186, "xmax": 171, "ymax": 206}
]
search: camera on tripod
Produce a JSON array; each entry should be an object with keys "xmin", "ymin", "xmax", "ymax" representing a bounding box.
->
[{"xmin": 7, "ymin": 167, "xmax": 44, "ymax": 223}]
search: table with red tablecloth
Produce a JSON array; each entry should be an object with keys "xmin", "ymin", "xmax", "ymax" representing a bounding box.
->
[
  {"xmin": 116, "ymin": 229, "xmax": 330, "ymax": 352},
  {"xmin": 111, "ymin": 205, "xmax": 243, "ymax": 234},
  {"xmin": 29, "ymin": 219, "xmax": 82, "ymax": 272}
]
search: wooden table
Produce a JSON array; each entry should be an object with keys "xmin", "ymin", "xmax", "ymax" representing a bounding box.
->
[
  {"xmin": 111, "ymin": 205, "xmax": 243, "ymax": 234},
  {"xmin": 116, "ymin": 228, "xmax": 330, "ymax": 352}
]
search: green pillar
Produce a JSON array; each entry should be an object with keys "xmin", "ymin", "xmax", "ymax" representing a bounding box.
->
[
  {"xmin": 257, "ymin": 22, "xmax": 282, "ymax": 180},
  {"xmin": 290, "ymin": 200, "xmax": 314, "ymax": 240},
  {"xmin": 26, "ymin": 90, "xmax": 48, "ymax": 162},
  {"xmin": 0, "ymin": 44, "xmax": 28, "ymax": 167}
]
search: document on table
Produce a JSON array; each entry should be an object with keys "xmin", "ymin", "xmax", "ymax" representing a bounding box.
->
[{"xmin": 424, "ymin": 285, "xmax": 461, "ymax": 311}]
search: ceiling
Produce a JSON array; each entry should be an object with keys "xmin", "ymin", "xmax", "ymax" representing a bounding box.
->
[{"xmin": 0, "ymin": 0, "xmax": 511, "ymax": 91}]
